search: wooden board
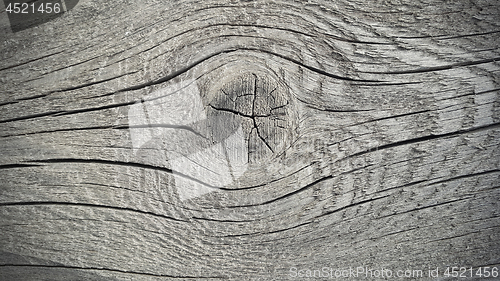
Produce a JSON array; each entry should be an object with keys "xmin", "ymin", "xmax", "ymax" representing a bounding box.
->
[{"xmin": 1, "ymin": 0, "xmax": 499, "ymax": 280}]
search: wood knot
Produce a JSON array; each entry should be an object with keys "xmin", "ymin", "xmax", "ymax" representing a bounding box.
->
[{"xmin": 208, "ymin": 72, "xmax": 293, "ymax": 164}]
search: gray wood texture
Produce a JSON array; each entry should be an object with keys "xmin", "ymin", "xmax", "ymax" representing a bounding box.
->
[{"xmin": 1, "ymin": 0, "xmax": 499, "ymax": 280}]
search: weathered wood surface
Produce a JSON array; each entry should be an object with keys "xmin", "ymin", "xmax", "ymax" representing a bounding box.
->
[{"xmin": 0, "ymin": 0, "xmax": 499, "ymax": 280}]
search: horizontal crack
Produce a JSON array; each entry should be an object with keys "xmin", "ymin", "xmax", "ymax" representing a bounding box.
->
[
  {"xmin": 228, "ymin": 175, "xmax": 334, "ymax": 208},
  {"xmin": 349, "ymin": 122, "xmax": 500, "ymax": 158},
  {"xmin": 0, "ymin": 201, "xmax": 186, "ymax": 222},
  {"xmin": 22, "ymin": 158, "xmax": 220, "ymax": 190},
  {"xmin": 315, "ymin": 194, "xmax": 391, "ymax": 220},
  {"xmin": 0, "ymin": 164, "xmax": 42, "ymax": 170},
  {"xmin": 0, "ymin": 264, "xmax": 227, "ymax": 279},
  {"xmin": 363, "ymin": 57, "xmax": 500, "ymax": 75},
  {"xmin": 208, "ymin": 104, "xmax": 269, "ymax": 118},
  {"xmin": 376, "ymin": 196, "xmax": 474, "ymax": 220},
  {"xmin": 0, "ymin": 50, "xmax": 65, "ymax": 72}
]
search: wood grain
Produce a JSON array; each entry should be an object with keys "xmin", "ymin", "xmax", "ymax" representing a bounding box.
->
[{"xmin": 0, "ymin": 0, "xmax": 499, "ymax": 280}]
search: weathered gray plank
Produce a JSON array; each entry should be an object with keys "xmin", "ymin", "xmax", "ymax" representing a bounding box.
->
[{"xmin": 1, "ymin": 0, "xmax": 499, "ymax": 280}]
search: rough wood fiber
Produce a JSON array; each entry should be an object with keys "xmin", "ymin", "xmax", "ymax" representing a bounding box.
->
[{"xmin": 0, "ymin": 0, "xmax": 499, "ymax": 280}]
